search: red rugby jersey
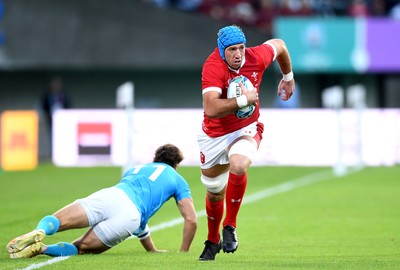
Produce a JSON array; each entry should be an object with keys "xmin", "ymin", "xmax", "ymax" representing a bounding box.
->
[{"xmin": 201, "ymin": 43, "xmax": 275, "ymax": 137}]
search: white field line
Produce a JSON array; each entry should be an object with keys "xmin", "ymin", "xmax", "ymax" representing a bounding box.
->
[
  {"xmin": 151, "ymin": 169, "xmax": 337, "ymax": 232},
  {"xmin": 17, "ymin": 168, "xmax": 352, "ymax": 270},
  {"xmin": 16, "ymin": 256, "xmax": 70, "ymax": 270}
]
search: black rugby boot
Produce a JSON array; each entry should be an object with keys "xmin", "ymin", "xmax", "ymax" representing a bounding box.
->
[
  {"xmin": 198, "ymin": 240, "xmax": 222, "ymax": 261},
  {"xmin": 222, "ymin": 225, "xmax": 238, "ymax": 253}
]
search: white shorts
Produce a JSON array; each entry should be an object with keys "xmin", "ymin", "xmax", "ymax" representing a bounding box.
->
[
  {"xmin": 76, "ymin": 187, "xmax": 141, "ymax": 247},
  {"xmin": 197, "ymin": 122, "xmax": 261, "ymax": 169}
]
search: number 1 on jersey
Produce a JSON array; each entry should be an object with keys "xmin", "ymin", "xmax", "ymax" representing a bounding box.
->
[
  {"xmin": 131, "ymin": 164, "xmax": 166, "ymax": 182},
  {"xmin": 148, "ymin": 165, "xmax": 166, "ymax": 181}
]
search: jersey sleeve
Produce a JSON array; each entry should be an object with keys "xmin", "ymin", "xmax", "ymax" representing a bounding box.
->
[
  {"xmin": 121, "ymin": 168, "xmax": 133, "ymax": 178},
  {"xmin": 136, "ymin": 224, "xmax": 150, "ymax": 240},
  {"xmin": 202, "ymin": 57, "xmax": 225, "ymax": 94},
  {"xmin": 174, "ymin": 175, "xmax": 192, "ymax": 202},
  {"xmin": 254, "ymin": 43, "xmax": 276, "ymax": 70}
]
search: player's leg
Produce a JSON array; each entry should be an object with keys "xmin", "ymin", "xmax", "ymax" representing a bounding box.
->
[
  {"xmin": 199, "ymin": 165, "xmax": 229, "ymax": 261},
  {"xmin": 53, "ymin": 201, "xmax": 90, "ymax": 231},
  {"xmin": 39, "ymin": 201, "xmax": 93, "ymax": 257},
  {"xmin": 40, "ymin": 202, "xmax": 90, "ymax": 256},
  {"xmin": 197, "ymin": 130, "xmax": 232, "ymax": 260},
  {"xmin": 72, "ymin": 187, "xmax": 141, "ymax": 254},
  {"xmin": 222, "ymin": 137, "xmax": 257, "ymax": 253},
  {"xmin": 202, "ymin": 166, "xmax": 229, "ymax": 244},
  {"xmin": 12, "ymin": 227, "xmax": 108, "ymax": 258},
  {"xmin": 13, "ymin": 187, "xmax": 140, "ymax": 257},
  {"xmin": 71, "ymin": 227, "xmax": 111, "ymax": 254},
  {"xmin": 6, "ymin": 202, "xmax": 87, "ymax": 254}
]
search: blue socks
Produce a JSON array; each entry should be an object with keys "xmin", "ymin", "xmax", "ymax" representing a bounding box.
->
[
  {"xmin": 35, "ymin": 215, "xmax": 60, "ymax": 235},
  {"xmin": 34, "ymin": 215, "xmax": 78, "ymax": 257},
  {"xmin": 44, "ymin": 242, "xmax": 78, "ymax": 256}
]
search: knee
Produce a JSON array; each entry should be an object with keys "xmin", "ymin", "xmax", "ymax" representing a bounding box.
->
[
  {"xmin": 228, "ymin": 139, "xmax": 256, "ymax": 175},
  {"xmin": 72, "ymin": 240, "xmax": 85, "ymax": 254},
  {"xmin": 229, "ymin": 158, "xmax": 249, "ymax": 175},
  {"xmin": 201, "ymin": 172, "xmax": 229, "ymax": 194},
  {"xmin": 72, "ymin": 239, "xmax": 94, "ymax": 255},
  {"xmin": 207, "ymin": 190, "xmax": 225, "ymax": 202}
]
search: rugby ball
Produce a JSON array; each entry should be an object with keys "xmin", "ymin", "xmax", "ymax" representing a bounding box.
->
[{"xmin": 227, "ymin": 75, "xmax": 255, "ymax": 119}]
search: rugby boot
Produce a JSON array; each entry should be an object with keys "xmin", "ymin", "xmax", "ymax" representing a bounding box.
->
[
  {"xmin": 6, "ymin": 230, "xmax": 45, "ymax": 254},
  {"xmin": 222, "ymin": 225, "xmax": 238, "ymax": 253},
  {"xmin": 198, "ymin": 240, "xmax": 222, "ymax": 261},
  {"xmin": 9, "ymin": 242, "xmax": 45, "ymax": 259}
]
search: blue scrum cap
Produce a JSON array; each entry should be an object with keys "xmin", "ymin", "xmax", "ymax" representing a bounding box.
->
[{"xmin": 217, "ymin": 25, "xmax": 246, "ymax": 61}]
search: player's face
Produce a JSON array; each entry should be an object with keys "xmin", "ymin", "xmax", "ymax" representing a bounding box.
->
[{"xmin": 224, "ymin": 44, "xmax": 245, "ymax": 70}]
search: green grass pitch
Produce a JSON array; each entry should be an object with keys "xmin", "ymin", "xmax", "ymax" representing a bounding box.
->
[{"xmin": 1, "ymin": 164, "xmax": 399, "ymax": 269}]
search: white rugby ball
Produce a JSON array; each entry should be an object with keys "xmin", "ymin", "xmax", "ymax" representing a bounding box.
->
[{"xmin": 227, "ymin": 75, "xmax": 255, "ymax": 119}]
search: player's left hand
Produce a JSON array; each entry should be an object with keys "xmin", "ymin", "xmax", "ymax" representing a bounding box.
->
[
  {"xmin": 240, "ymin": 83, "xmax": 258, "ymax": 105},
  {"xmin": 277, "ymin": 79, "xmax": 295, "ymax": 101}
]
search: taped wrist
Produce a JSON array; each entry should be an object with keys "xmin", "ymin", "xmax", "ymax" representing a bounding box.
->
[
  {"xmin": 236, "ymin": 95, "xmax": 248, "ymax": 108},
  {"xmin": 282, "ymin": 71, "xmax": 294, "ymax": 82}
]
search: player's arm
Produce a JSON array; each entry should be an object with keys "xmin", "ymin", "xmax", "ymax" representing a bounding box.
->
[
  {"xmin": 203, "ymin": 90, "xmax": 239, "ymax": 118},
  {"xmin": 203, "ymin": 86, "xmax": 257, "ymax": 119},
  {"xmin": 138, "ymin": 225, "xmax": 167, "ymax": 253},
  {"xmin": 139, "ymin": 235, "xmax": 157, "ymax": 252},
  {"xmin": 265, "ymin": 39, "xmax": 295, "ymax": 101},
  {"xmin": 177, "ymin": 197, "xmax": 197, "ymax": 252}
]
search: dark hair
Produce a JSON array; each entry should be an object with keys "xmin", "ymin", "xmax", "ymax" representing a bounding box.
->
[{"xmin": 153, "ymin": 144, "xmax": 184, "ymax": 168}]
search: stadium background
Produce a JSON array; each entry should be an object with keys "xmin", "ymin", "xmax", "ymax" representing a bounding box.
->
[{"xmin": 0, "ymin": 0, "xmax": 399, "ymax": 162}]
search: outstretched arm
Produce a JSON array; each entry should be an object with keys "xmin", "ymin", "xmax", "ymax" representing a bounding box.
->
[
  {"xmin": 138, "ymin": 225, "xmax": 167, "ymax": 252},
  {"xmin": 139, "ymin": 235, "xmax": 157, "ymax": 252},
  {"xmin": 266, "ymin": 39, "xmax": 296, "ymax": 101},
  {"xmin": 139, "ymin": 235, "xmax": 168, "ymax": 253},
  {"xmin": 177, "ymin": 197, "xmax": 197, "ymax": 252}
]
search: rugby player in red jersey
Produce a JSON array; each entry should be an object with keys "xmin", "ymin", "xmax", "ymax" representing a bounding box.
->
[{"xmin": 198, "ymin": 25, "xmax": 295, "ymax": 261}]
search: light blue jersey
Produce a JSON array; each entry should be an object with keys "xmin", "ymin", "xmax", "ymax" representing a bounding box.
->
[{"xmin": 115, "ymin": 162, "xmax": 192, "ymax": 233}]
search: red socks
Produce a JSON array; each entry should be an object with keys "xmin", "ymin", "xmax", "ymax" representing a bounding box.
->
[
  {"xmin": 205, "ymin": 172, "xmax": 247, "ymax": 243},
  {"xmin": 206, "ymin": 197, "xmax": 224, "ymax": 244},
  {"xmin": 223, "ymin": 172, "xmax": 247, "ymax": 228}
]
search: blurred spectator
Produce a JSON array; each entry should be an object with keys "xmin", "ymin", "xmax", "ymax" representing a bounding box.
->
[
  {"xmin": 228, "ymin": 1, "xmax": 258, "ymax": 27},
  {"xmin": 279, "ymin": 0, "xmax": 313, "ymax": 16},
  {"xmin": 312, "ymin": 0, "xmax": 337, "ymax": 17},
  {"xmin": 198, "ymin": 0, "xmax": 254, "ymax": 22},
  {"xmin": 41, "ymin": 76, "xmax": 71, "ymax": 154},
  {"xmin": 147, "ymin": 0, "xmax": 202, "ymax": 11},
  {"xmin": 148, "ymin": 0, "xmax": 397, "ymax": 32},
  {"xmin": 370, "ymin": 0, "xmax": 386, "ymax": 16},
  {"xmin": 347, "ymin": 0, "xmax": 370, "ymax": 17},
  {"xmin": 175, "ymin": 0, "xmax": 203, "ymax": 11},
  {"xmin": 256, "ymin": 0, "xmax": 279, "ymax": 35},
  {"xmin": 198, "ymin": 0, "xmax": 228, "ymax": 20}
]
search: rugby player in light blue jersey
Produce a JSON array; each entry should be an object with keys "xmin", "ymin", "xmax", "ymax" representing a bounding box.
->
[{"xmin": 6, "ymin": 144, "xmax": 197, "ymax": 259}]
